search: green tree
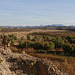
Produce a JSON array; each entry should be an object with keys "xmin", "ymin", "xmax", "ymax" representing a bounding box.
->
[
  {"xmin": 10, "ymin": 38, "xmax": 14, "ymax": 46},
  {"xmin": 49, "ymin": 41, "xmax": 55, "ymax": 50},
  {"xmin": 33, "ymin": 42, "xmax": 43, "ymax": 50},
  {"xmin": 27, "ymin": 35, "xmax": 30, "ymax": 40},
  {"xmin": 43, "ymin": 35, "xmax": 51, "ymax": 41},
  {"xmin": 62, "ymin": 37, "xmax": 68, "ymax": 43},
  {"xmin": 32, "ymin": 36, "xmax": 40, "ymax": 41},
  {"xmin": 34, "ymin": 36, "xmax": 40, "ymax": 41},
  {"xmin": 24, "ymin": 41, "xmax": 31, "ymax": 48},
  {"xmin": 19, "ymin": 40, "xmax": 24, "ymax": 47},
  {"xmin": 32, "ymin": 38, "xmax": 37, "ymax": 42},
  {"xmin": 54, "ymin": 36, "xmax": 64, "ymax": 48},
  {"xmin": 63, "ymin": 44, "xmax": 74, "ymax": 55},
  {"xmin": 44, "ymin": 42, "xmax": 50, "ymax": 50},
  {"xmin": 47, "ymin": 36, "xmax": 51, "ymax": 41},
  {"xmin": 66, "ymin": 36, "xmax": 75, "ymax": 44},
  {"xmin": 8, "ymin": 34, "xmax": 17, "ymax": 40},
  {"xmin": 44, "ymin": 42, "xmax": 55, "ymax": 51},
  {"xmin": 66, "ymin": 36, "xmax": 72, "ymax": 43},
  {"xmin": 73, "ymin": 47, "xmax": 75, "ymax": 56}
]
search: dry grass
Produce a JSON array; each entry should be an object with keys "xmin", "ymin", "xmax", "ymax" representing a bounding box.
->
[
  {"xmin": 0, "ymin": 29, "xmax": 67, "ymax": 39},
  {"xmin": 28, "ymin": 53, "xmax": 75, "ymax": 75},
  {"xmin": 10, "ymin": 46, "xmax": 35, "ymax": 53}
]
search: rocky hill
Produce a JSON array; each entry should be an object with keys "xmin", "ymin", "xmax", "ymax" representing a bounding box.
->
[{"xmin": 0, "ymin": 46, "xmax": 66, "ymax": 75}]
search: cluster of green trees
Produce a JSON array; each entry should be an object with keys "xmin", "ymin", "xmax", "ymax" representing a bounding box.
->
[
  {"xmin": 32, "ymin": 36, "xmax": 40, "ymax": 41},
  {"xmin": 63, "ymin": 44, "xmax": 75, "ymax": 56},
  {"xmin": 43, "ymin": 35, "xmax": 51, "ymax": 41},
  {"xmin": 8, "ymin": 34, "xmax": 17, "ymax": 40},
  {"xmin": 66, "ymin": 36, "xmax": 75, "ymax": 44},
  {"xmin": 18, "ymin": 41, "xmax": 55, "ymax": 51},
  {"xmin": 8, "ymin": 34, "xmax": 75, "ymax": 56},
  {"xmin": 8, "ymin": 34, "xmax": 17, "ymax": 46},
  {"xmin": 19, "ymin": 35, "xmax": 62, "ymax": 51},
  {"xmin": 27, "ymin": 35, "xmax": 31, "ymax": 40},
  {"xmin": 19, "ymin": 34, "xmax": 75, "ymax": 56},
  {"xmin": 54, "ymin": 36, "xmax": 65, "ymax": 48}
]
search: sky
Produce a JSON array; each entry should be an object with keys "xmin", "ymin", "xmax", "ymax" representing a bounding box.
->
[{"xmin": 0, "ymin": 0, "xmax": 75, "ymax": 26}]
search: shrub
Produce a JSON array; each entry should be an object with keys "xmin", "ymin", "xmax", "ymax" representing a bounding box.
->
[
  {"xmin": 19, "ymin": 41, "xmax": 31, "ymax": 48},
  {"xmin": 32, "ymin": 38, "xmax": 37, "ymax": 42},
  {"xmin": 19, "ymin": 40, "xmax": 24, "ymax": 47},
  {"xmin": 66, "ymin": 36, "xmax": 72, "ymax": 43},
  {"xmin": 54, "ymin": 36, "xmax": 64, "ymax": 48},
  {"xmin": 8, "ymin": 34, "xmax": 17, "ymax": 40},
  {"xmin": 47, "ymin": 36, "xmax": 51, "ymax": 41},
  {"xmin": 24, "ymin": 41, "xmax": 31, "ymax": 48},
  {"xmin": 10, "ymin": 38, "xmax": 14, "ymax": 46},
  {"xmin": 66, "ymin": 36, "xmax": 75, "ymax": 44},
  {"xmin": 43, "ymin": 35, "xmax": 51, "ymax": 41},
  {"xmin": 33, "ymin": 42, "xmax": 43, "ymax": 50},
  {"xmin": 32, "ymin": 36, "xmax": 40, "ymax": 41},
  {"xmin": 44, "ymin": 41, "xmax": 55, "ymax": 51},
  {"xmin": 63, "ymin": 44, "xmax": 74, "ymax": 55},
  {"xmin": 73, "ymin": 47, "xmax": 75, "ymax": 56},
  {"xmin": 49, "ymin": 41, "xmax": 55, "ymax": 50},
  {"xmin": 62, "ymin": 37, "xmax": 68, "ymax": 43},
  {"xmin": 44, "ymin": 42, "xmax": 50, "ymax": 50},
  {"xmin": 27, "ymin": 35, "xmax": 30, "ymax": 40},
  {"xmin": 34, "ymin": 36, "xmax": 40, "ymax": 41}
]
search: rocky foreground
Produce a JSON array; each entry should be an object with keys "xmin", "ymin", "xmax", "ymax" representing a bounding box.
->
[{"xmin": 0, "ymin": 47, "xmax": 66, "ymax": 75}]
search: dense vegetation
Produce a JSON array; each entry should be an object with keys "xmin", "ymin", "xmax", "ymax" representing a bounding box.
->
[
  {"xmin": 9, "ymin": 32, "xmax": 75, "ymax": 57},
  {"xmin": 8, "ymin": 34, "xmax": 17, "ymax": 46}
]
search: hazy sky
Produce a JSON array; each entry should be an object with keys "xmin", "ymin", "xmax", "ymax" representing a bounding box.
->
[{"xmin": 0, "ymin": 0, "xmax": 75, "ymax": 26}]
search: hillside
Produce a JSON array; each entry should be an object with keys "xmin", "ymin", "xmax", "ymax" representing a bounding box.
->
[{"xmin": 0, "ymin": 46, "xmax": 65, "ymax": 75}]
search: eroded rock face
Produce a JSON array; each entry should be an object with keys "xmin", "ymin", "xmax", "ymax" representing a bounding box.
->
[
  {"xmin": 0, "ymin": 59, "xmax": 15, "ymax": 75},
  {"xmin": 0, "ymin": 47, "xmax": 66, "ymax": 75}
]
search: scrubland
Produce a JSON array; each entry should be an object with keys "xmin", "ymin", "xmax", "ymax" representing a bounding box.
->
[{"xmin": 1, "ymin": 27, "xmax": 75, "ymax": 75}]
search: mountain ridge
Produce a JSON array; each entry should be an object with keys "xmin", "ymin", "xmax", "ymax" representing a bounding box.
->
[{"xmin": 1, "ymin": 24, "xmax": 75, "ymax": 28}]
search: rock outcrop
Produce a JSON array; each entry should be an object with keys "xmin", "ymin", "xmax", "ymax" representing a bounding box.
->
[{"xmin": 0, "ymin": 47, "xmax": 66, "ymax": 75}]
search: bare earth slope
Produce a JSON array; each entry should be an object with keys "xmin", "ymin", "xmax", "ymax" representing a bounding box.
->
[{"xmin": 0, "ymin": 47, "xmax": 66, "ymax": 75}]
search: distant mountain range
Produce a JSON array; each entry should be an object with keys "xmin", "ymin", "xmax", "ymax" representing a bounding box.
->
[{"xmin": 1, "ymin": 24, "xmax": 75, "ymax": 28}]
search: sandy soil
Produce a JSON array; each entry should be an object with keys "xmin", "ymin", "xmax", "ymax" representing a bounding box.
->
[{"xmin": 0, "ymin": 29, "xmax": 66, "ymax": 39}]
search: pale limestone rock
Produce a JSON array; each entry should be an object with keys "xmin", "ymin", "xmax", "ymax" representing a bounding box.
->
[{"xmin": 0, "ymin": 47, "xmax": 66, "ymax": 75}]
